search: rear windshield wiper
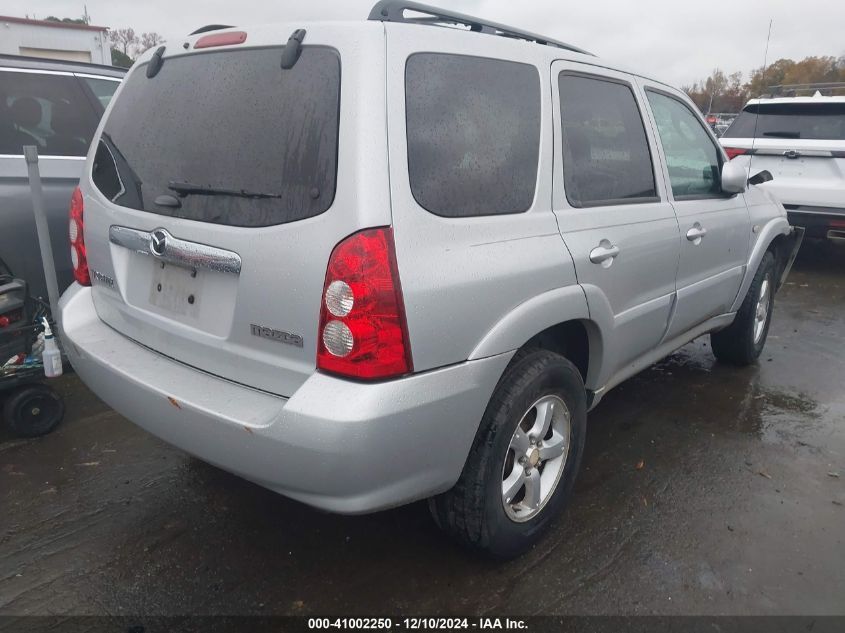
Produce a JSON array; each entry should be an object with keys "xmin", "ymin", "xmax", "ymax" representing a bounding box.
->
[
  {"xmin": 762, "ymin": 131, "xmax": 801, "ymax": 138},
  {"xmin": 167, "ymin": 181, "xmax": 282, "ymax": 199}
]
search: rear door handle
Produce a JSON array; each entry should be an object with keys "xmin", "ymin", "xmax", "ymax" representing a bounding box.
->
[
  {"xmin": 589, "ymin": 241, "xmax": 620, "ymax": 266},
  {"xmin": 686, "ymin": 224, "xmax": 707, "ymax": 243}
]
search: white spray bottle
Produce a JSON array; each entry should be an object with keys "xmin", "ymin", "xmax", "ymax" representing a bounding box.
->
[{"xmin": 41, "ymin": 317, "xmax": 63, "ymax": 378}]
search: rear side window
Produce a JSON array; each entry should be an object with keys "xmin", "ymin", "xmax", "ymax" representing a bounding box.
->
[
  {"xmin": 405, "ymin": 54, "xmax": 541, "ymax": 217},
  {"xmin": 559, "ymin": 74, "xmax": 657, "ymax": 207},
  {"xmin": 723, "ymin": 102, "xmax": 845, "ymax": 140},
  {"xmin": 0, "ymin": 70, "xmax": 98, "ymax": 156},
  {"xmin": 93, "ymin": 47, "xmax": 340, "ymax": 228}
]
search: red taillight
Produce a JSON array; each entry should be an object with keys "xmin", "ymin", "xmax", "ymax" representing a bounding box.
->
[
  {"xmin": 317, "ymin": 227, "xmax": 412, "ymax": 380},
  {"xmin": 194, "ymin": 31, "xmax": 247, "ymax": 49},
  {"xmin": 69, "ymin": 186, "xmax": 90, "ymax": 286},
  {"xmin": 724, "ymin": 147, "xmax": 748, "ymax": 160}
]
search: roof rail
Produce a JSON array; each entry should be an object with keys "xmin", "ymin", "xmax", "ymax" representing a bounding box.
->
[
  {"xmin": 190, "ymin": 24, "xmax": 235, "ymax": 36},
  {"xmin": 367, "ymin": 0, "xmax": 593, "ymax": 56},
  {"xmin": 0, "ymin": 53, "xmax": 124, "ymax": 74},
  {"xmin": 768, "ymin": 82, "xmax": 845, "ymax": 96}
]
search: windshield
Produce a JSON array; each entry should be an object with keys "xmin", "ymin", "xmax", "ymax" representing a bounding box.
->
[
  {"xmin": 723, "ymin": 102, "xmax": 845, "ymax": 141},
  {"xmin": 92, "ymin": 46, "xmax": 340, "ymax": 227}
]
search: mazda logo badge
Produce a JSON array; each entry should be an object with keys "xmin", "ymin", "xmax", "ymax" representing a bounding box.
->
[{"xmin": 150, "ymin": 229, "xmax": 168, "ymax": 256}]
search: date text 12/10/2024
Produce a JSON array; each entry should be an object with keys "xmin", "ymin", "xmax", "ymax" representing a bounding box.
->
[{"xmin": 308, "ymin": 618, "xmax": 529, "ymax": 630}]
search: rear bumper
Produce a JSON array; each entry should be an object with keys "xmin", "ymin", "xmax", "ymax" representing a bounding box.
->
[
  {"xmin": 785, "ymin": 206, "xmax": 845, "ymax": 239},
  {"xmin": 59, "ymin": 284, "xmax": 512, "ymax": 514}
]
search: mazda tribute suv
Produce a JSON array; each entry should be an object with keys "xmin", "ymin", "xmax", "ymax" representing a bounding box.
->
[{"xmin": 59, "ymin": 1, "xmax": 803, "ymax": 557}]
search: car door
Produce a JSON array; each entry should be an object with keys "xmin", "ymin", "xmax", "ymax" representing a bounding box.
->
[
  {"xmin": 551, "ymin": 63, "xmax": 680, "ymax": 386},
  {"xmin": 0, "ymin": 67, "xmax": 119, "ymax": 299},
  {"xmin": 640, "ymin": 83, "xmax": 750, "ymax": 339}
]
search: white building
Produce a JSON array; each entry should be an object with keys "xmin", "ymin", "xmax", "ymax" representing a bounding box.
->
[{"xmin": 0, "ymin": 15, "xmax": 110, "ymax": 65}]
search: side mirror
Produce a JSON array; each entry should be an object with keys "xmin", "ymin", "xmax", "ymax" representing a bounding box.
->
[
  {"xmin": 748, "ymin": 170, "xmax": 773, "ymax": 186},
  {"xmin": 721, "ymin": 160, "xmax": 747, "ymax": 194}
]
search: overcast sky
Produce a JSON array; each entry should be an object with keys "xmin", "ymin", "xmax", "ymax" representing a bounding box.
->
[{"xmin": 7, "ymin": 0, "xmax": 844, "ymax": 87}]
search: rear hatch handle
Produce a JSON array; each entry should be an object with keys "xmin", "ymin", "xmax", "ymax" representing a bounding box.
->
[{"xmin": 109, "ymin": 226, "xmax": 242, "ymax": 276}]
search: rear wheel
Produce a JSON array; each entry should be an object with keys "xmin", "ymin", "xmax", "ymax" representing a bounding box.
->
[
  {"xmin": 2, "ymin": 383, "xmax": 65, "ymax": 438},
  {"xmin": 429, "ymin": 350, "xmax": 586, "ymax": 558},
  {"xmin": 711, "ymin": 251, "xmax": 777, "ymax": 366}
]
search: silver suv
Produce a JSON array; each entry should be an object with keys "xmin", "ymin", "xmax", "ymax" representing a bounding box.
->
[{"xmin": 59, "ymin": 2, "xmax": 802, "ymax": 557}]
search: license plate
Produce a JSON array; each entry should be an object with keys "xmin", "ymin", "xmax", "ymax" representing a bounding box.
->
[{"xmin": 149, "ymin": 261, "xmax": 204, "ymax": 318}]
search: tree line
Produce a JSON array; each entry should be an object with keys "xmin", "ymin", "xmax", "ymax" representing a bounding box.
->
[
  {"xmin": 107, "ymin": 28, "xmax": 165, "ymax": 67},
  {"xmin": 684, "ymin": 55, "xmax": 845, "ymax": 114}
]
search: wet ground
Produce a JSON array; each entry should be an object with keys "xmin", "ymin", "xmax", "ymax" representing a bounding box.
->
[{"xmin": 1, "ymin": 242, "xmax": 843, "ymax": 616}]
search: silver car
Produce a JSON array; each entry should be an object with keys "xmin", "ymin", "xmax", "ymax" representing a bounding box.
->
[
  {"xmin": 0, "ymin": 55, "xmax": 123, "ymax": 299},
  {"xmin": 59, "ymin": 1, "xmax": 802, "ymax": 558}
]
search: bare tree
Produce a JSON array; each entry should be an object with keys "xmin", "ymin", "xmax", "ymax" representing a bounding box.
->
[
  {"xmin": 139, "ymin": 32, "xmax": 165, "ymax": 55},
  {"xmin": 108, "ymin": 28, "xmax": 138, "ymax": 57}
]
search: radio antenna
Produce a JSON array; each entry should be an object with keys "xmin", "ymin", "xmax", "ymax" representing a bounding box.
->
[{"xmin": 749, "ymin": 19, "xmax": 773, "ymax": 166}]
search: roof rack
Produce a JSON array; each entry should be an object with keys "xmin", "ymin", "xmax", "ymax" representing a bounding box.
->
[
  {"xmin": 189, "ymin": 24, "xmax": 235, "ymax": 36},
  {"xmin": 767, "ymin": 82, "xmax": 845, "ymax": 97},
  {"xmin": 367, "ymin": 0, "xmax": 593, "ymax": 56}
]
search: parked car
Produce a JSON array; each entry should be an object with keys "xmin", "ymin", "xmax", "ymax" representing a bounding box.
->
[
  {"xmin": 721, "ymin": 93, "xmax": 845, "ymax": 241},
  {"xmin": 59, "ymin": 1, "xmax": 802, "ymax": 558},
  {"xmin": 0, "ymin": 54, "xmax": 124, "ymax": 300}
]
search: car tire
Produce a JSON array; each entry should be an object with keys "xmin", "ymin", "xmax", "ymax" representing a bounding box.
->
[
  {"xmin": 711, "ymin": 251, "xmax": 777, "ymax": 366},
  {"xmin": 429, "ymin": 350, "xmax": 586, "ymax": 559},
  {"xmin": 2, "ymin": 383, "xmax": 65, "ymax": 438}
]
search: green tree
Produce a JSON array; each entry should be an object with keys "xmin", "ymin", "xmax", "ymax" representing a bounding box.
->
[
  {"xmin": 110, "ymin": 48, "xmax": 133, "ymax": 68},
  {"xmin": 746, "ymin": 58, "xmax": 796, "ymax": 96},
  {"xmin": 44, "ymin": 16, "xmax": 88, "ymax": 25},
  {"xmin": 684, "ymin": 68, "xmax": 745, "ymax": 113},
  {"xmin": 747, "ymin": 56, "xmax": 845, "ymax": 96},
  {"xmin": 108, "ymin": 28, "xmax": 138, "ymax": 57}
]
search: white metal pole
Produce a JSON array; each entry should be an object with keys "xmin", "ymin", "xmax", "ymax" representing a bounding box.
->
[{"xmin": 23, "ymin": 146, "xmax": 61, "ymax": 325}]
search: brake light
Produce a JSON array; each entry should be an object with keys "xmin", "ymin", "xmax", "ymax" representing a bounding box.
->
[
  {"xmin": 194, "ymin": 31, "xmax": 247, "ymax": 49},
  {"xmin": 317, "ymin": 228, "xmax": 412, "ymax": 380},
  {"xmin": 69, "ymin": 186, "xmax": 90, "ymax": 286},
  {"xmin": 724, "ymin": 147, "xmax": 748, "ymax": 160},
  {"xmin": 0, "ymin": 308, "xmax": 22, "ymax": 328}
]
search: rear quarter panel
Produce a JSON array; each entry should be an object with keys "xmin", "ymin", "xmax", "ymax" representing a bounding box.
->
[
  {"xmin": 384, "ymin": 25, "xmax": 581, "ymax": 372},
  {"xmin": 730, "ymin": 184, "xmax": 791, "ymax": 312}
]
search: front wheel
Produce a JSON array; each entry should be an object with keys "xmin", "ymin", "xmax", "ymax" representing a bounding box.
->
[
  {"xmin": 711, "ymin": 251, "xmax": 777, "ymax": 366},
  {"xmin": 429, "ymin": 350, "xmax": 587, "ymax": 559}
]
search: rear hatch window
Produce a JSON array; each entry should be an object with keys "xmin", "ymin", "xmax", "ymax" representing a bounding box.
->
[
  {"xmin": 93, "ymin": 46, "xmax": 340, "ymax": 227},
  {"xmin": 724, "ymin": 102, "xmax": 845, "ymax": 140}
]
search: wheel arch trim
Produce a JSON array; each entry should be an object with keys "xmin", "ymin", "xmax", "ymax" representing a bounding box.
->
[
  {"xmin": 730, "ymin": 217, "xmax": 792, "ymax": 313},
  {"xmin": 468, "ymin": 285, "xmax": 604, "ymax": 388}
]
